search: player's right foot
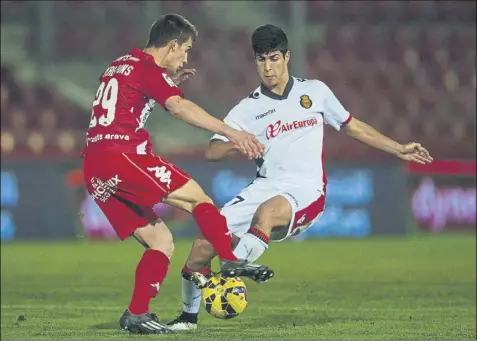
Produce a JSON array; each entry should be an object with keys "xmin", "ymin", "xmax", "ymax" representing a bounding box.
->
[
  {"xmin": 119, "ymin": 309, "xmax": 172, "ymax": 334},
  {"xmin": 220, "ymin": 259, "xmax": 275, "ymax": 283},
  {"xmin": 167, "ymin": 311, "xmax": 198, "ymax": 332}
]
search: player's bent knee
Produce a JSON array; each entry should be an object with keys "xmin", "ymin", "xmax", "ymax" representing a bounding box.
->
[
  {"xmin": 254, "ymin": 201, "xmax": 292, "ymax": 233},
  {"xmin": 155, "ymin": 237, "xmax": 174, "ymax": 259},
  {"xmin": 152, "ymin": 227, "xmax": 174, "ymax": 258},
  {"xmin": 134, "ymin": 220, "xmax": 175, "ymax": 259},
  {"xmin": 254, "ymin": 204, "xmax": 277, "ymax": 227}
]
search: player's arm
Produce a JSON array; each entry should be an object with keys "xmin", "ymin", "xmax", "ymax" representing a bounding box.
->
[
  {"xmin": 204, "ymin": 140, "xmax": 240, "ymax": 161},
  {"xmin": 165, "ymin": 96, "xmax": 231, "ymax": 136},
  {"xmin": 165, "ymin": 96, "xmax": 236, "ymax": 138},
  {"xmin": 165, "ymin": 96, "xmax": 261, "ymax": 159},
  {"xmin": 344, "ymin": 117, "xmax": 405, "ymax": 156},
  {"xmin": 142, "ymin": 68, "xmax": 263, "ymax": 159},
  {"xmin": 204, "ymin": 106, "xmax": 250, "ymax": 161},
  {"xmin": 320, "ymin": 81, "xmax": 433, "ymax": 164},
  {"xmin": 343, "ymin": 118, "xmax": 432, "ymax": 164}
]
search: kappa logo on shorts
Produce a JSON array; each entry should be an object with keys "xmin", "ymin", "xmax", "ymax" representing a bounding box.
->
[
  {"xmin": 297, "ymin": 214, "xmax": 306, "ymax": 225},
  {"xmin": 150, "ymin": 282, "xmax": 160, "ymax": 292},
  {"xmin": 147, "ymin": 166, "xmax": 172, "ymax": 188},
  {"xmin": 292, "ymin": 214, "xmax": 313, "ymax": 237}
]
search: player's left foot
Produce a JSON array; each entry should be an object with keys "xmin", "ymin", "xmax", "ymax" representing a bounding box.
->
[{"xmin": 220, "ymin": 259, "xmax": 275, "ymax": 283}]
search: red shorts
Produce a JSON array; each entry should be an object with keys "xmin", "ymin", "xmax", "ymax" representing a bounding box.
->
[{"xmin": 83, "ymin": 152, "xmax": 190, "ymax": 240}]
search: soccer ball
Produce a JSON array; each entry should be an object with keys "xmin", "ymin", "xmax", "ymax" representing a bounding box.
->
[{"xmin": 201, "ymin": 274, "xmax": 248, "ymax": 319}]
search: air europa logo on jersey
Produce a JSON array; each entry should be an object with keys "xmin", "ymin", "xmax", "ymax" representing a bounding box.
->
[{"xmin": 266, "ymin": 118, "xmax": 320, "ymax": 140}]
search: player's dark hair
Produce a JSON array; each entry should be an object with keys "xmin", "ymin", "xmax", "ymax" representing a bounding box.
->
[
  {"xmin": 146, "ymin": 13, "xmax": 198, "ymax": 48},
  {"xmin": 251, "ymin": 24, "xmax": 289, "ymax": 57}
]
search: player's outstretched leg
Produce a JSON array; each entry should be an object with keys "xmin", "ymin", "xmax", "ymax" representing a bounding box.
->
[
  {"xmin": 231, "ymin": 195, "xmax": 291, "ymax": 276},
  {"xmin": 163, "ymin": 178, "xmax": 274, "ymax": 279},
  {"xmin": 163, "ymin": 179, "xmax": 238, "ymax": 261},
  {"xmin": 219, "ymin": 228, "xmax": 275, "ymax": 282},
  {"xmin": 120, "ymin": 220, "xmax": 174, "ymax": 334}
]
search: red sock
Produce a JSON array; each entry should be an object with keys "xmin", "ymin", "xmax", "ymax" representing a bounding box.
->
[
  {"xmin": 192, "ymin": 203, "xmax": 238, "ymax": 261},
  {"xmin": 128, "ymin": 249, "xmax": 170, "ymax": 315},
  {"xmin": 182, "ymin": 264, "xmax": 212, "ymax": 277}
]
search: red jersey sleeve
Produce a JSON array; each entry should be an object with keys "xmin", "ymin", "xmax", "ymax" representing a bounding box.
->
[{"xmin": 142, "ymin": 62, "xmax": 183, "ymax": 108}]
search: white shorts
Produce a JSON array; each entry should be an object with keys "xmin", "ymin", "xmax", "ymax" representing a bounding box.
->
[{"xmin": 220, "ymin": 177, "xmax": 325, "ymax": 242}]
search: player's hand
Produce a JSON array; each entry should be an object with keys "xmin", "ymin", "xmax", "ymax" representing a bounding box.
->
[
  {"xmin": 226, "ymin": 130, "xmax": 264, "ymax": 160},
  {"xmin": 171, "ymin": 68, "xmax": 196, "ymax": 85},
  {"xmin": 397, "ymin": 142, "xmax": 433, "ymax": 164}
]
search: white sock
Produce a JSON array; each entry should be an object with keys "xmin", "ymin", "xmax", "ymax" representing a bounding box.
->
[
  {"xmin": 233, "ymin": 228, "xmax": 269, "ymax": 263},
  {"xmin": 181, "ymin": 276, "xmax": 202, "ymax": 314}
]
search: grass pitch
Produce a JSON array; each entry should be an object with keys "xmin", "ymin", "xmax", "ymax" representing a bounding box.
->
[{"xmin": 1, "ymin": 234, "xmax": 475, "ymax": 340}]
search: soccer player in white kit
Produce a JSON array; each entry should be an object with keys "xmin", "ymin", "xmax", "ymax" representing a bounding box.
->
[{"xmin": 168, "ymin": 24, "xmax": 433, "ymax": 331}]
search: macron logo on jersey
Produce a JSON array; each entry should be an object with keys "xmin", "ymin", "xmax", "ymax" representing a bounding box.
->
[
  {"xmin": 255, "ymin": 109, "xmax": 276, "ymax": 120},
  {"xmin": 266, "ymin": 118, "xmax": 320, "ymax": 140}
]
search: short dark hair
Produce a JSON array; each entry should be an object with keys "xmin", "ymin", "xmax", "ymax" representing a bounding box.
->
[
  {"xmin": 251, "ymin": 24, "xmax": 288, "ymax": 56},
  {"xmin": 146, "ymin": 13, "xmax": 198, "ymax": 48}
]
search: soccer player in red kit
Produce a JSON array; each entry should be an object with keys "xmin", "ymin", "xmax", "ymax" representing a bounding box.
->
[{"xmin": 81, "ymin": 14, "xmax": 272, "ymax": 334}]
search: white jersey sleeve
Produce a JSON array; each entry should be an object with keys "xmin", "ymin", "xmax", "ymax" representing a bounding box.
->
[
  {"xmin": 318, "ymin": 81, "xmax": 352, "ymax": 131},
  {"xmin": 211, "ymin": 103, "xmax": 247, "ymax": 142}
]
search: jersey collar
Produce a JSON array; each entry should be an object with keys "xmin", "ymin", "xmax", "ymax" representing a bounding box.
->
[
  {"xmin": 130, "ymin": 48, "xmax": 154, "ymax": 61},
  {"xmin": 260, "ymin": 76, "xmax": 294, "ymax": 100}
]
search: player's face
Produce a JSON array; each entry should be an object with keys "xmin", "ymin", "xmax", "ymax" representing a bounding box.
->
[
  {"xmin": 168, "ymin": 38, "xmax": 193, "ymax": 73},
  {"xmin": 255, "ymin": 50, "xmax": 290, "ymax": 87}
]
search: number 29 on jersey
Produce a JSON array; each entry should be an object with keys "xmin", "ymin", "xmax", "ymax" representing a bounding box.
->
[{"xmin": 89, "ymin": 78, "xmax": 119, "ymax": 128}]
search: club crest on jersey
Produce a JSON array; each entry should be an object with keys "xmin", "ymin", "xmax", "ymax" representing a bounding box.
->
[{"xmin": 300, "ymin": 95, "xmax": 312, "ymax": 109}]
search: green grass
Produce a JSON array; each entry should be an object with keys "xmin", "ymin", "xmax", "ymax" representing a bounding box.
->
[{"xmin": 1, "ymin": 235, "xmax": 476, "ymax": 340}]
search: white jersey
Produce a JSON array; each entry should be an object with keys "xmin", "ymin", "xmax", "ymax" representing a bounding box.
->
[{"xmin": 212, "ymin": 77, "xmax": 352, "ymax": 194}]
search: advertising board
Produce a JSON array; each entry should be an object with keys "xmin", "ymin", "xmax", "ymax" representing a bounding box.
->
[{"xmin": 408, "ymin": 160, "xmax": 476, "ymax": 232}]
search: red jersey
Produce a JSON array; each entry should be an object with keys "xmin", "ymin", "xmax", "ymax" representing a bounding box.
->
[{"xmin": 82, "ymin": 48, "xmax": 183, "ymax": 155}]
